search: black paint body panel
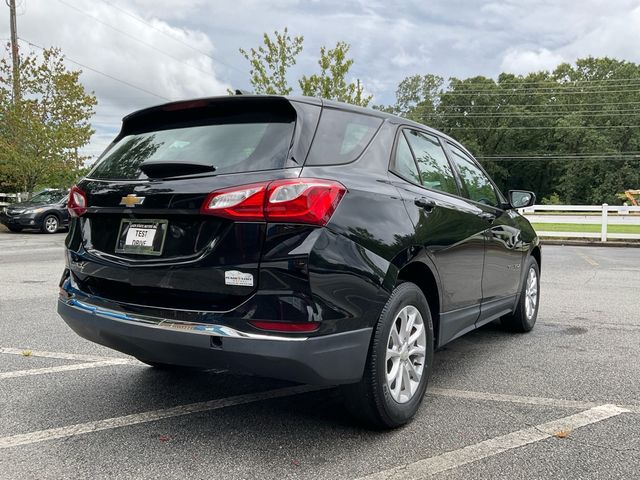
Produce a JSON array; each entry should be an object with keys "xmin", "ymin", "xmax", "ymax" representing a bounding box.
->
[{"xmin": 58, "ymin": 95, "xmax": 540, "ymax": 384}]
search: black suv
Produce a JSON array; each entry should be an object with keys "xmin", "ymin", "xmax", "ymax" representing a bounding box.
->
[
  {"xmin": 1, "ymin": 189, "xmax": 69, "ymax": 233},
  {"xmin": 58, "ymin": 96, "xmax": 540, "ymax": 428}
]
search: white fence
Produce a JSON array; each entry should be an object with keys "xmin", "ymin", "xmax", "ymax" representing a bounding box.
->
[
  {"xmin": 0, "ymin": 192, "xmax": 28, "ymax": 207},
  {"xmin": 520, "ymin": 204, "xmax": 640, "ymax": 242}
]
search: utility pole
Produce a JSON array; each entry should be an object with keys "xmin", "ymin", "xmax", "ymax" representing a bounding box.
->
[{"xmin": 7, "ymin": 0, "xmax": 20, "ymax": 102}]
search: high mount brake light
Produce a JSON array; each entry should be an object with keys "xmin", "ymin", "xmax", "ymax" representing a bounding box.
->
[
  {"xmin": 162, "ymin": 100, "xmax": 208, "ymax": 111},
  {"xmin": 201, "ymin": 178, "xmax": 346, "ymax": 226},
  {"xmin": 67, "ymin": 185, "xmax": 87, "ymax": 217}
]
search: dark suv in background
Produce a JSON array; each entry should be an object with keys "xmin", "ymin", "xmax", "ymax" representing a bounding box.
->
[
  {"xmin": 1, "ymin": 189, "xmax": 69, "ymax": 233},
  {"xmin": 58, "ymin": 95, "xmax": 540, "ymax": 428}
]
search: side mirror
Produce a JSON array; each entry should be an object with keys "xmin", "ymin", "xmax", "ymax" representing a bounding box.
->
[{"xmin": 508, "ymin": 190, "xmax": 536, "ymax": 209}]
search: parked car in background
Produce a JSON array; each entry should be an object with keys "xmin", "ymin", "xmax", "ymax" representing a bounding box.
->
[
  {"xmin": 57, "ymin": 95, "xmax": 540, "ymax": 428},
  {"xmin": 0, "ymin": 189, "xmax": 70, "ymax": 233}
]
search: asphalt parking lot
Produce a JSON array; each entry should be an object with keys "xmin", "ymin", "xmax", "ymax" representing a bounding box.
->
[{"xmin": 0, "ymin": 231, "xmax": 639, "ymax": 479}]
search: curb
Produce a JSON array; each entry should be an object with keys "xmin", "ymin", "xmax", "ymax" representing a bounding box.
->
[{"xmin": 541, "ymin": 239, "xmax": 640, "ymax": 248}]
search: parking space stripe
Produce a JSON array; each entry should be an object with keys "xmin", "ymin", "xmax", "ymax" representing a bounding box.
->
[
  {"xmin": 0, "ymin": 247, "xmax": 63, "ymax": 256},
  {"xmin": 578, "ymin": 252, "xmax": 599, "ymax": 267},
  {"xmin": 357, "ymin": 404, "xmax": 629, "ymax": 480},
  {"xmin": 0, "ymin": 385, "xmax": 326, "ymax": 449},
  {"xmin": 625, "ymin": 405, "xmax": 640, "ymax": 414},
  {"xmin": 428, "ymin": 387, "xmax": 599, "ymax": 410},
  {"xmin": 0, "ymin": 360, "xmax": 132, "ymax": 379},
  {"xmin": 0, "ymin": 347, "xmax": 137, "ymax": 364}
]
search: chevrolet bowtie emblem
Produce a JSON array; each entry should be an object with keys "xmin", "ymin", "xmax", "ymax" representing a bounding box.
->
[{"xmin": 119, "ymin": 194, "xmax": 145, "ymax": 207}]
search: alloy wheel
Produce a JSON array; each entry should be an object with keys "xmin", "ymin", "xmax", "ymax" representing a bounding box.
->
[
  {"xmin": 45, "ymin": 216, "xmax": 58, "ymax": 233},
  {"xmin": 385, "ymin": 305, "xmax": 427, "ymax": 404},
  {"xmin": 525, "ymin": 267, "xmax": 538, "ymax": 320}
]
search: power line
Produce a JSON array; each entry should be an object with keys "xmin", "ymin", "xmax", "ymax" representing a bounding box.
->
[
  {"xmin": 20, "ymin": 37, "xmax": 171, "ymax": 101},
  {"xmin": 447, "ymin": 124, "xmax": 640, "ymax": 130},
  {"xmin": 96, "ymin": 0, "xmax": 244, "ymax": 74},
  {"xmin": 478, "ymin": 153, "xmax": 640, "ymax": 159},
  {"xmin": 450, "ymin": 76, "xmax": 640, "ymax": 88},
  {"xmin": 438, "ymin": 88, "xmax": 640, "ymax": 96},
  {"xmin": 55, "ymin": 0, "xmax": 220, "ymax": 80},
  {"xmin": 431, "ymin": 110, "xmax": 640, "ymax": 118},
  {"xmin": 437, "ymin": 101, "xmax": 640, "ymax": 109},
  {"xmin": 479, "ymin": 156, "xmax": 640, "ymax": 162},
  {"xmin": 443, "ymin": 81, "xmax": 640, "ymax": 94}
]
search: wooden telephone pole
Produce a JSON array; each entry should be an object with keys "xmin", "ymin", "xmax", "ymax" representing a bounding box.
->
[{"xmin": 7, "ymin": 0, "xmax": 20, "ymax": 102}]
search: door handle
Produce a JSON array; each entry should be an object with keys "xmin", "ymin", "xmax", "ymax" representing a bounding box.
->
[
  {"xmin": 479, "ymin": 212, "xmax": 496, "ymax": 222},
  {"xmin": 414, "ymin": 197, "xmax": 436, "ymax": 211}
]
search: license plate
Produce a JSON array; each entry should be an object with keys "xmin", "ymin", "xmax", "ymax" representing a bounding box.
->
[{"xmin": 115, "ymin": 219, "xmax": 168, "ymax": 256}]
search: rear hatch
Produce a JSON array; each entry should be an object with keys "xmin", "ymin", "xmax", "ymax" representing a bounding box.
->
[{"xmin": 69, "ymin": 96, "xmax": 313, "ymax": 311}]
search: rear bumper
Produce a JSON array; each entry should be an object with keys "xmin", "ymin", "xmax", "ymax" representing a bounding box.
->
[{"xmin": 57, "ymin": 297, "xmax": 371, "ymax": 385}]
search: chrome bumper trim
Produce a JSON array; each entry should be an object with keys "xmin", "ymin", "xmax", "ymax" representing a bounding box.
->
[{"xmin": 65, "ymin": 298, "xmax": 309, "ymax": 342}]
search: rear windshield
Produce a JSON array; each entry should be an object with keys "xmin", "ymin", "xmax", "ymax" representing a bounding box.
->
[{"xmin": 89, "ymin": 106, "xmax": 296, "ymax": 180}]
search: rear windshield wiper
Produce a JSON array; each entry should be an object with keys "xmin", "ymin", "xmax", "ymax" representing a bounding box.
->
[{"xmin": 140, "ymin": 161, "xmax": 216, "ymax": 178}]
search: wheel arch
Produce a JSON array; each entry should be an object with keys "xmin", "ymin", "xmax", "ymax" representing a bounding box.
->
[
  {"xmin": 42, "ymin": 210, "xmax": 61, "ymax": 220},
  {"xmin": 395, "ymin": 258, "xmax": 442, "ymax": 347},
  {"xmin": 530, "ymin": 245, "xmax": 541, "ymax": 271}
]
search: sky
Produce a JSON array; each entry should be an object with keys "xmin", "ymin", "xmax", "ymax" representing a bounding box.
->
[{"xmin": 2, "ymin": 0, "xmax": 640, "ymax": 158}]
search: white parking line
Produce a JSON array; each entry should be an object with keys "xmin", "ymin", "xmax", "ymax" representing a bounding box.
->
[
  {"xmin": 357, "ymin": 404, "xmax": 629, "ymax": 480},
  {"xmin": 428, "ymin": 387, "xmax": 599, "ymax": 410},
  {"xmin": 0, "ymin": 247, "xmax": 64, "ymax": 256},
  {"xmin": 0, "ymin": 359, "xmax": 132, "ymax": 379},
  {"xmin": 0, "ymin": 385, "xmax": 326, "ymax": 449},
  {"xmin": 0, "ymin": 347, "xmax": 138, "ymax": 364}
]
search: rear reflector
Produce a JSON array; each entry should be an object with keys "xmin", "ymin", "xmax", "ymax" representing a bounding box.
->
[
  {"xmin": 249, "ymin": 320, "xmax": 320, "ymax": 333},
  {"xmin": 67, "ymin": 185, "xmax": 87, "ymax": 217},
  {"xmin": 201, "ymin": 178, "xmax": 346, "ymax": 226}
]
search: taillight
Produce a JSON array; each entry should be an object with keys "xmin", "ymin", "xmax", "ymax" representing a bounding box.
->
[
  {"xmin": 249, "ymin": 320, "xmax": 320, "ymax": 333},
  {"xmin": 200, "ymin": 183, "xmax": 267, "ymax": 221},
  {"xmin": 266, "ymin": 179, "xmax": 345, "ymax": 225},
  {"xmin": 67, "ymin": 185, "xmax": 87, "ymax": 217},
  {"xmin": 201, "ymin": 178, "xmax": 346, "ymax": 226}
]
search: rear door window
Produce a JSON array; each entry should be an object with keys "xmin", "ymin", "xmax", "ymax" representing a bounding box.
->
[
  {"xmin": 448, "ymin": 143, "xmax": 500, "ymax": 207},
  {"xmin": 404, "ymin": 130, "xmax": 458, "ymax": 195},
  {"xmin": 89, "ymin": 105, "xmax": 296, "ymax": 180},
  {"xmin": 305, "ymin": 108, "xmax": 382, "ymax": 165}
]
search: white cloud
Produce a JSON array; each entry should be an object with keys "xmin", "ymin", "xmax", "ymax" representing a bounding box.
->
[
  {"xmin": 500, "ymin": 48, "xmax": 565, "ymax": 75},
  {"xmin": 2, "ymin": 0, "xmax": 640, "ymax": 158},
  {"xmin": 1, "ymin": 0, "xmax": 230, "ymax": 158},
  {"xmin": 559, "ymin": 4, "xmax": 640, "ymax": 62}
]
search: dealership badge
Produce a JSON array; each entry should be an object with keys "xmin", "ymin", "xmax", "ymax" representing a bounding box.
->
[{"xmin": 225, "ymin": 270, "xmax": 254, "ymax": 287}]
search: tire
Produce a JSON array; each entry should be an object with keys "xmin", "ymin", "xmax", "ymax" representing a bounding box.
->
[
  {"xmin": 501, "ymin": 256, "xmax": 540, "ymax": 332},
  {"xmin": 341, "ymin": 282, "xmax": 434, "ymax": 429},
  {"xmin": 6, "ymin": 225, "xmax": 22, "ymax": 232},
  {"xmin": 41, "ymin": 214, "xmax": 59, "ymax": 234}
]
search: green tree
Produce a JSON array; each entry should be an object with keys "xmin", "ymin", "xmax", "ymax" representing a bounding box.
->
[
  {"xmin": 239, "ymin": 28, "xmax": 304, "ymax": 95},
  {"xmin": 378, "ymin": 74, "xmax": 443, "ymax": 121},
  {"xmin": 239, "ymin": 30, "xmax": 371, "ymax": 106},
  {"xmin": 381, "ymin": 57, "xmax": 640, "ymax": 204},
  {"xmin": 299, "ymin": 42, "xmax": 371, "ymax": 107},
  {"xmin": 0, "ymin": 46, "xmax": 97, "ymax": 195}
]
